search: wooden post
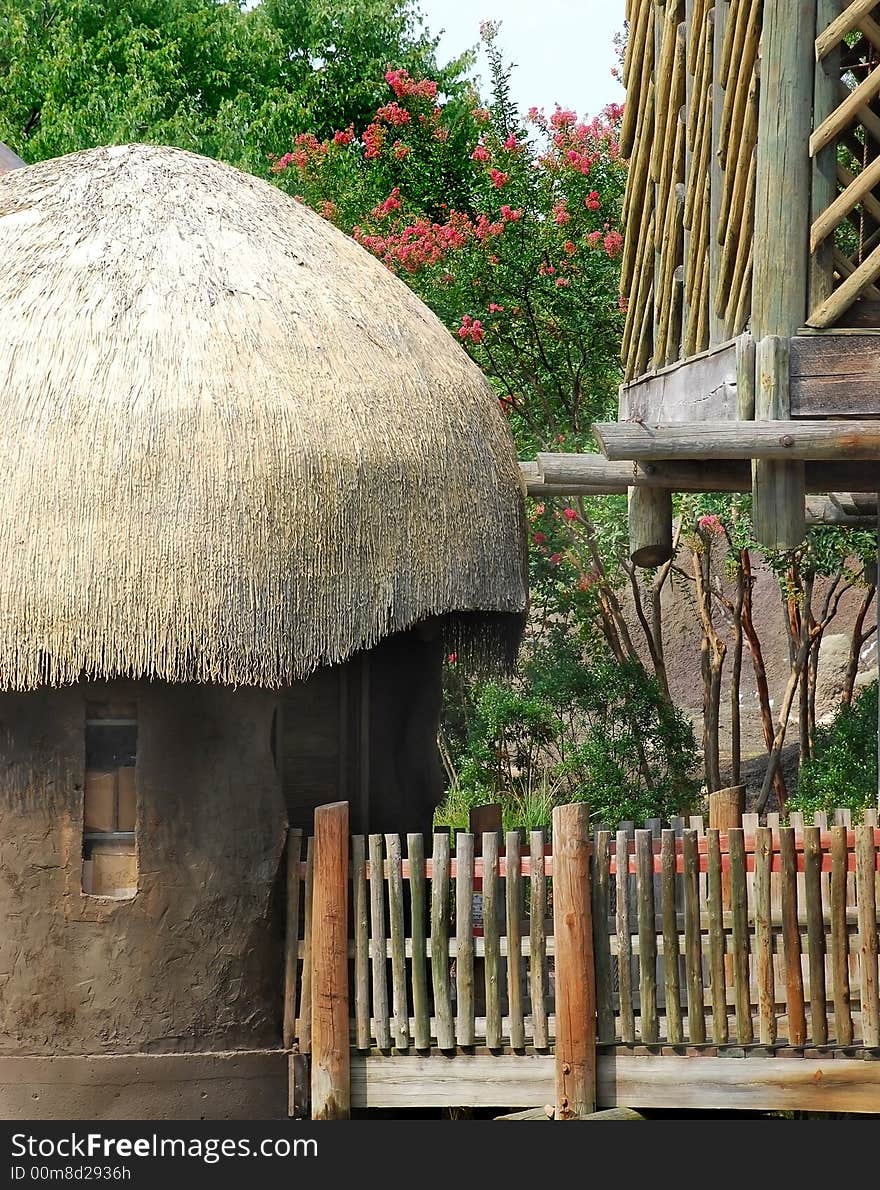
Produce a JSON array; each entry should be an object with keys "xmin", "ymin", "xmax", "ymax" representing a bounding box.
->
[
  {"xmin": 750, "ymin": 0, "xmax": 816, "ymax": 549},
  {"xmin": 628, "ymin": 485, "xmax": 673, "ymax": 567},
  {"xmin": 310, "ymin": 801, "xmax": 350, "ymax": 1120},
  {"xmin": 552, "ymin": 802, "xmax": 595, "ymax": 1119},
  {"xmin": 708, "ymin": 784, "xmax": 744, "ymax": 910},
  {"xmin": 708, "ymin": 785, "xmax": 744, "ymax": 831}
]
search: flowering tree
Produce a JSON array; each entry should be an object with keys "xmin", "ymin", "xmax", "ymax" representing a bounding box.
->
[{"xmin": 271, "ymin": 22, "xmax": 626, "ymax": 451}]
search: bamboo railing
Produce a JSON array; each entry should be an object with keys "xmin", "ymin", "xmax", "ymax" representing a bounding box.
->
[{"xmin": 620, "ymin": 0, "xmax": 880, "ymax": 382}]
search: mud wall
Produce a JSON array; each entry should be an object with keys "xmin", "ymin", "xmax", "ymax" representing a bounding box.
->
[{"xmin": 0, "ymin": 681, "xmax": 287, "ymax": 1056}]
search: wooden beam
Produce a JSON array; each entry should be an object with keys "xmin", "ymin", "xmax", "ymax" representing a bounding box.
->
[
  {"xmin": 620, "ymin": 336, "xmax": 740, "ymax": 423},
  {"xmin": 346, "ymin": 1053, "xmax": 880, "ymax": 1114},
  {"xmin": 592, "ymin": 419, "xmax": 880, "ymax": 461},
  {"xmin": 526, "ymin": 455, "xmax": 880, "ymax": 494},
  {"xmin": 791, "ymin": 333, "xmax": 880, "ymax": 416}
]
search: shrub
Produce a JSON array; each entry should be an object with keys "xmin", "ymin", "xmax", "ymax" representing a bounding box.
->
[
  {"xmin": 790, "ymin": 681, "xmax": 878, "ymax": 819},
  {"xmin": 437, "ymin": 634, "xmax": 700, "ymax": 830}
]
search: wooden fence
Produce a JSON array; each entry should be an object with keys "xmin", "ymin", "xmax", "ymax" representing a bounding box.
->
[{"xmin": 284, "ymin": 802, "xmax": 880, "ymax": 1118}]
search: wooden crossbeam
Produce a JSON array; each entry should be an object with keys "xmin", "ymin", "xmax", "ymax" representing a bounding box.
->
[
  {"xmin": 524, "ymin": 455, "xmax": 880, "ymax": 494},
  {"xmin": 592, "ymin": 419, "xmax": 880, "ymax": 461}
]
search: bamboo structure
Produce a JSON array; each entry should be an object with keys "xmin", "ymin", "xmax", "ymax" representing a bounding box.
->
[{"xmin": 609, "ymin": 1, "xmax": 880, "ymax": 559}]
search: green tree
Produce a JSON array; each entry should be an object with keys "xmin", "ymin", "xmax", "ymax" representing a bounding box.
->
[{"xmin": 0, "ymin": 0, "xmax": 469, "ymax": 173}]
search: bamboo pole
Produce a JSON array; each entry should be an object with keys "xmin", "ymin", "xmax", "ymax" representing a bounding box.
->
[
  {"xmin": 810, "ymin": 0, "xmax": 845, "ymax": 313},
  {"xmin": 310, "ymin": 801, "xmax": 350, "ymax": 1120}
]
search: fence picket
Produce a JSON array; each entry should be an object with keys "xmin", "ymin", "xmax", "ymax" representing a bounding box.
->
[
  {"xmin": 803, "ymin": 825, "xmax": 827, "ymax": 1047},
  {"xmin": 283, "ymin": 828, "xmax": 304, "ymax": 1050},
  {"xmin": 506, "ymin": 831, "xmax": 525, "ymax": 1049},
  {"xmin": 856, "ymin": 823, "xmax": 880, "ymax": 1047},
  {"xmin": 830, "ymin": 824, "xmax": 853, "ymax": 1047},
  {"xmin": 455, "ymin": 831, "xmax": 476, "ymax": 1047},
  {"xmin": 780, "ymin": 826, "xmax": 806, "ymax": 1045},
  {"xmin": 431, "ymin": 832, "xmax": 455, "ymax": 1051},
  {"xmin": 407, "ymin": 833, "xmax": 430, "ymax": 1050},
  {"xmin": 729, "ymin": 827, "xmax": 753, "ymax": 1045},
  {"xmin": 530, "ymin": 829, "xmax": 549, "ymax": 1049},
  {"xmin": 616, "ymin": 830, "xmax": 635, "ymax": 1044},
  {"xmin": 661, "ymin": 829, "xmax": 683, "ymax": 1044},
  {"xmin": 683, "ymin": 829, "xmax": 706, "ymax": 1044},
  {"xmin": 386, "ymin": 834, "xmax": 410, "ymax": 1050},
  {"xmin": 754, "ymin": 825, "xmax": 775, "ymax": 1045},
  {"xmin": 707, "ymin": 829, "xmax": 728, "ymax": 1045},
  {"xmin": 299, "ymin": 835, "xmax": 315, "ymax": 1054},
  {"xmin": 368, "ymin": 834, "xmax": 391, "ymax": 1050},
  {"xmin": 351, "ymin": 834, "xmax": 371, "ymax": 1050},
  {"xmin": 483, "ymin": 831, "xmax": 502, "ymax": 1049},
  {"xmin": 636, "ymin": 829, "xmax": 658, "ymax": 1043}
]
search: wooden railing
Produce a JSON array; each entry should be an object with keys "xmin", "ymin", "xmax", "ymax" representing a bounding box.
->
[{"xmin": 284, "ymin": 802, "xmax": 880, "ymax": 1118}]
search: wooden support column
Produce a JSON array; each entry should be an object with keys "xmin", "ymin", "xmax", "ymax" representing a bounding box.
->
[
  {"xmin": 628, "ymin": 486, "xmax": 673, "ymax": 567},
  {"xmin": 310, "ymin": 801, "xmax": 350, "ymax": 1120},
  {"xmin": 552, "ymin": 802, "xmax": 595, "ymax": 1120},
  {"xmin": 750, "ymin": 0, "xmax": 817, "ymax": 549}
]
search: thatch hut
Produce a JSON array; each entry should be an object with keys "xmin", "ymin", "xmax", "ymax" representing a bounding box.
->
[{"xmin": 0, "ymin": 143, "xmax": 526, "ymax": 1117}]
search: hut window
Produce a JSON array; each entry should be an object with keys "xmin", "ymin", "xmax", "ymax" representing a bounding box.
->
[{"xmin": 81, "ymin": 701, "xmax": 138, "ymax": 899}]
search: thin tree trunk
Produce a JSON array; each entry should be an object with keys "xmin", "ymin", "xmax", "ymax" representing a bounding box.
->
[
  {"xmin": 757, "ymin": 626, "xmax": 815, "ymax": 813},
  {"xmin": 693, "ymin": 547, "xmax": 726, "ymax": 793},
  {"xmin": 730, "ymin": 557, "xmax": 745, "ymax": 787},
  {"xmin": 741, "ymin": 550, "xmax": 788, "ymax": 805},
  {"xmin": 843, "ymin": 584, "xmax": 877, "ymax": 704}
]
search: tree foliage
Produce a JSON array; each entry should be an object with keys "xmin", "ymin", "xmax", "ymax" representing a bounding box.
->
[{"xmin": 0, "ymin": 0, "xmax": 470, "ymax": 173}]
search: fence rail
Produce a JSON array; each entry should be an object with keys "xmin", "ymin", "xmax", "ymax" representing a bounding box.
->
[{"xmin": 285, "ymin": 802, "xmax": 880, "ymax": 1117}]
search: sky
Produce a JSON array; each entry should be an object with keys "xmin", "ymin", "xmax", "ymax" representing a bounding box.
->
[{"xmin": 418, "ymin": 0, "xmax": 626, "ymax": 120}]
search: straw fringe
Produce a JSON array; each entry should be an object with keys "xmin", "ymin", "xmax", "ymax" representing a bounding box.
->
[{"xmin": 0, "ymin": 144, "xmax": 527, "ymax": 690}]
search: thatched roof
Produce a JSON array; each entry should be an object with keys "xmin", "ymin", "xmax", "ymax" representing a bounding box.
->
[{"xmin": 0, "ymin": 143, "xmax": 527, "ymax": 690}]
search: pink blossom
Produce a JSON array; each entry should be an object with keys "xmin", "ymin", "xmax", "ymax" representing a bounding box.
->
[
  {"xmin": 471, "ymin": 143, "xmax": 490, "ymax": 162},
  {"xmin": 603, "ymin": 230, "xmax": 623, "ymax": 257},
  {"xmin": 563, "ymin": 507, "xmax": 577, "ymax": 521},
  {"xmin": 489, "ymin": 168, "xmax": 509, "ymax": 188},
  {"xmin": 533, "ymin": 532, "xmax": 547, "ymax": 545},
  {"xmin": 549, "ymin": 553, "xmax": 562, "ymax": 565},
  {"xmin": 585, "ymin": 190, "xmax": 601, "ymax": 211},
  {"xmin": 333, "ymin": 125, "xmax": 355, "ymax": 145},
  {"xmin": 553, "ymin": 201, "xmax": 570, "ymax": 225},
  {"xmin": 500, "ymin": 205, "xmax": 523, "ymax": 222},
  {"xmin": 698, "ymin": 514, "xmax": 725, "ymax": 535},
  {"xmin": 471, "ymin": 107, "xmax": 491, "ymax": 123},
  {"xmin": 488, "ymin": 302, "xmax": 505, "ymax": 312},
  {"xmin": 534, "ymin": 503, "xmax": 545, "ymax": 516},
  {"xmin": 376, "ymin": 101, "xmax": 411, "ymax": 126},
  {"xmin": 458, "ymin": 315, "xmax": 485, "ymax": 344}
]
